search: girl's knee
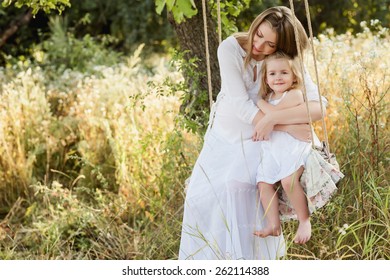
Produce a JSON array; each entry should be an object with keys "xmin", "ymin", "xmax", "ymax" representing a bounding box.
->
[
  {"xmin": 257, "ymin": 182, "xmax": 275, "ymax": 190},
  {"xmin": 281, "ymin": 178, "xmax": 292, "ymax": 191},
  {"xmin": 281, "ymin": 170, "xmax": 302, "ymax": 191}
]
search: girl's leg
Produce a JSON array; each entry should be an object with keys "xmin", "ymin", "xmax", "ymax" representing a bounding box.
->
[
  {"xmin": 281, "ymin": 166, "xmax": 311, "ymax": 244},
  {"xmin": 254, "ymin": 182, "xmax": 281, "ymax": 237}
]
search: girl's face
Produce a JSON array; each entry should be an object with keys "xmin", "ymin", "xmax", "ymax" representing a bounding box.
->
[
  {"xmin": 252, "ymin": 22, "xmax": 277, "ymax": 60},
  {"xmin": 266, "ymin": 58, "xmax": 295, "ymax": 94}
]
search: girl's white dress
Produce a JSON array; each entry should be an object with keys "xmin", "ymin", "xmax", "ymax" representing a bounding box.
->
[
  {"xmin": 256, "ymin": 91, "xmax": 312, "ymax": 186},
  {"xmin": 178, "ymin": 36, "xmax": 327, "ymax": 260}
]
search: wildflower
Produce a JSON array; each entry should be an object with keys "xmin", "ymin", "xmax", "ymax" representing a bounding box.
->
[
  {"xmin": 52, "ymin": 181, "xmax": 63, "ymax": 188},
  {"xmin": 370, "ymin": 19, "xmax": 380, "ymax": 26},
  {"xmin": 338, "ymin": 228, "xmax": 346, "ymax": 235}
]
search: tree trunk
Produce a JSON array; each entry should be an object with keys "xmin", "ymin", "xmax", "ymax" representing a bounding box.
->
[{"xmin": 168, "ymin": 0, "xmax": 220, "ymax": 117}]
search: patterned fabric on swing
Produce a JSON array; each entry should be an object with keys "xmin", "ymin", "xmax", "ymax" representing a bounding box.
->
[{"xmin": 277, "ymin": 142, "xmax": 345, "ymax": 221}]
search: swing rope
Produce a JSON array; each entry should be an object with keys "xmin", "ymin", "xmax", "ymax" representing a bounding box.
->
[
  {"xmin": 201, "ymin": 0, "xmax": 214, "ymax": 108},
  {"xmin": 217, "ymin": 0, "xmax": 222, "ymax": 44},
  {"xmin": 288, "ymin": 0, "xmax": 315, "ymax": 146},
  {"xmin": 303, "ymin": 0, "xmax": 330, "ymax": 154},
  {"xmin": 288, "ymin": 0, "xmax": 331, "ymax": 155}
]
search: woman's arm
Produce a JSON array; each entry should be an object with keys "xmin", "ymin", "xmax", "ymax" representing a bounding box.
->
[
  {"xmin": 256, "ymin": 99, "xmax": 274, "ymax": 114},
  {"xmin": 257, "ymin": 89, "xmax": 304, "ymax": 113},
  {"xmin": 252, "ymin": 101, "xmax": 323, "ymax": 141},
  {"xmin": 274, "ymin": 124, "xmax": 312, "ymax": 142},
  {"xmin": 218, "ymin": 37, "xmax": 260, "ymax": 124}
]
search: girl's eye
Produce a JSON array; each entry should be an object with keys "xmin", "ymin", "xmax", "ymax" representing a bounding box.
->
[
  {"xmin": 268, "ymin": 43, "xmax": 276, "ymax": 48},
  {"xmin": 257, "ymin": 31, "xmax": 263, "ymax": 38}
]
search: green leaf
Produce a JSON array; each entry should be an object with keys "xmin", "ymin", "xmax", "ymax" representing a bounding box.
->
[
  {"xmin": 3, "ymin": 0, "xmax": 70, "ymax": 15},
  {"xmin": 166, "ymin": 0, "xmax": 175, "ymax": 10},
  {"xmin": 175, "ymin": 0, "xmax": 197, "ymax": 23},
  {"xmin": 171, "ymin": 5, "xmax": 184, "ymax": 23},
  {"xmin": 189, "ymin": 0, "xmax": 196, "ymax": 8},
  {"xmin": 155, "ymin": 0, "xmax": 166, "ymax": 15},
  {"xmin": 2, "ymin": 0, "xmax": 13, "ymax": 8}
]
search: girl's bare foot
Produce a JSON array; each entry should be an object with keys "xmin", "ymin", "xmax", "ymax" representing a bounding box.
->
[
  {"xmin": 254, "ymin": 226, "xmax": 281, "ymax": 238},
  {"xmin": 293, "ymin": 219, "xmax": 311, "ymax": 244}
]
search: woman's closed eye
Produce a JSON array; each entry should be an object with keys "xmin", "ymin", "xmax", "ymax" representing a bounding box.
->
[{"xmin": 256, "ymin": 30, "xmax": 276, "ymax": 48}]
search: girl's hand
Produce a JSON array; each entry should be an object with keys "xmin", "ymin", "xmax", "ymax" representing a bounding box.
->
[
  {"xmin": 252, "ymin": 113, "xmax": 276, "ymax": 141},
  {"xmin": 285, "ymin": 124, "xmax": 312, "ymax": 142}
]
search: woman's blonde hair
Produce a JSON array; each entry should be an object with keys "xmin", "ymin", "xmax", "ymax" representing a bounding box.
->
[
  {"xmin": 234, "ymin": 6, "xmax": 309, "ymax": 68},
  {"xmin": 259, "ymin": 51, "xmax": 303, "ymax": 99}
]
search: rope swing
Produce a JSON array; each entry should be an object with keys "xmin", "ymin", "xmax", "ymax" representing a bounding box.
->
[
  {"xmin": 288, "ymin": 0, "xmax": 315, "ymax": 146},
  {"xmin": 288, "ymin": 0, "xmax": 331, "ymax": 155},
  {"xmin": 201, "ymin": 0, "xmax": 214, "ymax": 108},
  {"xmin": 201, "ymin": 0, "xmax": 222, "ymax": 108},
  {"xmin": 217, "ymin": 0, "xmax": 222, "ymax": 44},
  {"xmin": 303, "ymin": 0, "xmax": 330, "ymax": 154}
]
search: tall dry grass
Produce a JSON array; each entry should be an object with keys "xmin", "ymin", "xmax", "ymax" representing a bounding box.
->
[
  {"xmin": 0, "ymin": 23, "xmax": 388, "ymax": 259},
  {"xmin": 0, "ymin": 45, "xmax": 200, "ymax": 259},
  {"xmin": 284, "ymin": 21, "xmax": 389, "ymax": 259}
]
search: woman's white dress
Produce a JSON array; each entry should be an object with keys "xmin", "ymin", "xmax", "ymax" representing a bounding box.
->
[{"xmin": 178, "ymin": 36, "xmax": 324, "ymax": 260}]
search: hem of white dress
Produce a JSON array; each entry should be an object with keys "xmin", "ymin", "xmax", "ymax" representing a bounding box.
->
[{"xmin": 256, "ymin": 164, "xmax": 305, "ymax": 185}]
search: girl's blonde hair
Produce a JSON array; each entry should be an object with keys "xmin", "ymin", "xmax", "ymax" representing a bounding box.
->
[
  {"xmin": 259, "ymin": 51, "xmax": 303, "ymax": 99},
  {"xmin": 234, "ymin": 6, "xmax": 309, "ymax": 68}
]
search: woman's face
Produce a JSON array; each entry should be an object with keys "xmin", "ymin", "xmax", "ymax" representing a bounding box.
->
[{"xmin": 252, "ymin": 22, "xmax": 277, "ymax": 60}]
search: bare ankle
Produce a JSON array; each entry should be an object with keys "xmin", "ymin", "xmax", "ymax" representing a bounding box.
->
[
  {"xmin": 271, "ymin": 224, "xmax": 281, "ymax": 236},
  {"xmin": 298, "ymin": 217, "xmax": 310, "ymax": 224}
]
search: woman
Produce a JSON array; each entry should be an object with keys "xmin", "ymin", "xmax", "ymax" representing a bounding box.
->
[{"xmin": 178, "ymin": 6, "xmax": 325, "ymax": 260}]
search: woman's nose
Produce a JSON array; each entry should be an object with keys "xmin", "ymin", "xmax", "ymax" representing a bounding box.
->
[{"xmin": 254, "ymin": 39, "xmax": 264, "ymax": 50}]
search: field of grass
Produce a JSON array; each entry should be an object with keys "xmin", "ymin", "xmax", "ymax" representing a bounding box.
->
[{"xmin": 0, "ymin": 23, "xmax": 388, "ymax": 259}]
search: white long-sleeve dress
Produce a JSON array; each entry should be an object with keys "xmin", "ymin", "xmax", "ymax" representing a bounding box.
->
[{"xmin": 178, "ymin": 36, "xmax": 323, "ymax": 260}]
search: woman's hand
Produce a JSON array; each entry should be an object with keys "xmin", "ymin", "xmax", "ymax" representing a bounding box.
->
[{"xmin": 252, "ymin": 113, "xmax": 276, "ymax": 141}]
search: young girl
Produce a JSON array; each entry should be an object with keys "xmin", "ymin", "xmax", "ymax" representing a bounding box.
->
[{"xmin": 254, "ymin": 51, "xmax": 335, "ymax": 244}]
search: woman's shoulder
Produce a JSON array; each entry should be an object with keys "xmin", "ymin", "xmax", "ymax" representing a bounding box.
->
[
  {"xmin": 219, "ymin": 36, "xmax": 245, "ymax": 57},
  {"xmin": 221, "ymin": 35, "xmax": 238, "ymax": 46}
]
